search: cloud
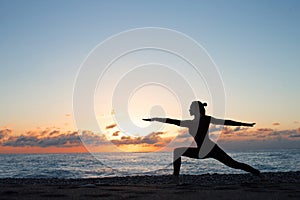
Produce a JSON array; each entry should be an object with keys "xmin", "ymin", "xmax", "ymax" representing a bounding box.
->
[
  {"xmin": 213, "ymin": 125, "xmax": 300, "ymax": 143},
  {"xmin": 179, "ymin": 126, "xmax": 300, "ymax": 143},
  {"xmin": 221, "ymin": 127, "xmax": 234, "ymax": 135},
  {"xmin": 105, "ymin": 124, "xmax": 117, "ymax": 130},
  {"xmin": 256, "ymin": 128, "xmax": 273, "ymax": 132},
  {"xmin": 112, "ymin": 131, "xmax": 119, "ymax": 136},
  {"xmin": 0, "ymin": 128, "xmax": 109, "ymax": 148},
  {"xmin": 48, "ymin": 130, "xmax": 60, "ymax": 136},
  {"xmin": 255, "ymin": 135, "xmax": 266, "ymax": 138},
  {"xmin": 39, "ymin": 132, "xmax": 81, "ymax": 147},
  {"xmin": 2, "ymin": 130, "xmax": 82, "ymax": 148},
  {"xmin": 209, "ymin": 125, "xmax": 223, "ymax": 133},
  {"xmin": 176, "ymin": 128, "xmax": 190, "ymax": 138},
  {"xmin": 289, "ymin": 134, "xmax": 300, "ymax": 138},
  {"xmin": 0, "ymin": 128, "xmax": 171, "ymax": 149},
  {"xmin": 0, "ymin": 129, "xmax": 12, "ymax": 140},
  {"xmin": 1, "ymin": 125, "xmax": 299, "ymax": 151},
  {"xmin": 142, "ymin": 132, "xmax": 167, "ymax": 146},
  {"xmin": 111, "ymin": 131, "xmax": 171, "ymax": 147},
  {"xmin": 218, "ymin": 138, "xmax": 300, "ymax": 150},
  {"xmin": 268, "ymin": 131, "xmax": 280, "ymax": 136},
  {"xmin": 79, "ymin": 130, "xmax": 109, "ymax": 146},
  {"xmin": 269, "ymin": 129, "xmax": 296, "ymax": 137},
  {"xmin": 209, "ymin": 125, "xmax": 249, "ymax": 135},
  {"xmin": 272, "ymin": 122, "xmax": 280, "ymax": 126},
  {"xmin": 219, "ymin": 126, "xmax": 248, "ymax": 135}
]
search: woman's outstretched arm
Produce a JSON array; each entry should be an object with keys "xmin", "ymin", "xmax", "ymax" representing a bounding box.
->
[
  {"xmin": 211, "ymin": 117, "xmax": 255, "ymax": 127},
  {"xmin": 143, "ymin": 118, "xmax": 181, "ymax": 126}
]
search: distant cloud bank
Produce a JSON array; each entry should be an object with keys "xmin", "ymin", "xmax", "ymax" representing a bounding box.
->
[{"xmin": 0, "ymin": 125, "xmax": 299, "ymax": 151}]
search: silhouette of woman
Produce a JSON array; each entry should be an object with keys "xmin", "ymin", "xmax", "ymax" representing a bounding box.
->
[{"xmin": 143, "ymin": 101, "xmax": 260, "ymax": 182}]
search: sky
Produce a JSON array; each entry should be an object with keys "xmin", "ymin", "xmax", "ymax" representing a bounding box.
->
[{"xmin": 0, "ymin": 0, "xmax": 299, "ymax": 153}]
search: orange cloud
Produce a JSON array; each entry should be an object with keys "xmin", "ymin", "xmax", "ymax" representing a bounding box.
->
[
  {"xmin": 112, "ymin": 131, "xmax": 119, "ymax": 136},
  {"xmin": 221, "ymin": 127, "xmax": 233, "ymax": 135},
  {"xmin": 0, "ymin": 128, "xmax": 110, "ymax": 148},
  {"xmin": 215, "ymin": 126, "xmax": 300, "ymax": 143},
  {"xmin": 0, "ymin": 128, "xmax": 89, "ymax": 154},
  {"xmin": 110, "ymin": 132, "xmax": 172, "ymax": 150},
  {"xmin": 256, "ymin": 128, "xmax": 273, "ymax": 132},
  {"xmin": 289, "ymin": 134, "xmax": 300, "ymax": 138},
  {"xmin": 0, "ymin": 128, "xmax": 118, "ymax": 154},
  {"xmin": 218, "ymin": 126, "xmax": 249, "ymax": 135},
  {"xmin": 0, "ymin": 128, "xmax": 12, "ymax": 140},
  {"xmin": 0, "ymin": 128, "xmax": 174, "ymax": 153},
  {"xmin": 105, "ymin": 124, "xmax": 117, "ymax": 130},
  {"xmin": 79, "ymin": 130, "xmax": 109, "ymax": 146},
  {"xmin": 272, "ymin": 122, "xmax": 280, "ymax": 126},
  {"xmin": 175, "ymin": 128, "xmax": 189, "ymax": 139},
  {"xmin": 1, "ymin": 124, "xmax": 300, "ymax": 154},
  {"xmin": 3, "ymin": 132, "xmax": 81, "ymax": 148}
]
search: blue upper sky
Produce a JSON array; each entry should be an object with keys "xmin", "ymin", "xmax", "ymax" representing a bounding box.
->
[{"xmin": 0, "ymin": 0, "xmax": 299, "ymax": 131}]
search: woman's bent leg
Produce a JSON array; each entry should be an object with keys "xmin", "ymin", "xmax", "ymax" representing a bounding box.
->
[{"xmin": 173, "ymin": 147, "xmax": 199, "ymax": 176}]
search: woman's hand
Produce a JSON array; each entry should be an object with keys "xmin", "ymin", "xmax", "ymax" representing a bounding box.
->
[
  {"xmin": 245, "ymin": 122, "xmax": 256, "ymax": 127},
  {"xmin": 142, "ymin": 118, "xmax": 152, "ymax": 121},
  {"xmin": 143, "ymin": 118, "xmax": 160, "ymax": 122},
  {"xmin": 143, "ymin": 118, "xmax": 181, "ymax": 126}
]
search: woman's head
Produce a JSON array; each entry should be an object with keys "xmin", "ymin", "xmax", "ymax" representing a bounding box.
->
[{"xmin": 189, "ymin": 101, "xmax": 207, "ymax": 116}]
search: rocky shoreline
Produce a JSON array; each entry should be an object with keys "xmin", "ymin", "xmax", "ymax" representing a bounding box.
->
[
  {"xmin": 1, "ymin": 171, "xmax": 299, "ymax": 186},
  {"xmin": 1, "ymin": 172, "xmax": 299, "ymax": 200}
]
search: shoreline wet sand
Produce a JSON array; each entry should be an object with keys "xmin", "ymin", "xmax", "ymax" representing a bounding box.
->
[{"xmin": 1, "ymin": 171, "xmax": 299, "ymax": 199}]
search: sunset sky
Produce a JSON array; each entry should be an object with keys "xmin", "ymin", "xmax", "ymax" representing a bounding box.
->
[{"xmin": 1, "ymin": 0, "xmax": 299, "ymax": 154}]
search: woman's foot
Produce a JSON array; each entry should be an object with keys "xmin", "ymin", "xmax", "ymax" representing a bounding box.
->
[
  {"xmin": 167, "ymin": 175, "xmax": 182, "ymax": 185},
  {"xmin": 258, "ymin": 173, "xmax": 268, "ymax": 181}
]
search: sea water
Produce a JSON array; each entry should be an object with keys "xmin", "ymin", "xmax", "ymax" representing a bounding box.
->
[{"xmin": 0, "ymin": 149, "xmax": 299, "ymax": 178}]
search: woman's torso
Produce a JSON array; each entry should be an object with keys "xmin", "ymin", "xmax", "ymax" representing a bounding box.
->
[{"xmin": 188, "ymin": 115, "xmax": 211, "ymax": 148}]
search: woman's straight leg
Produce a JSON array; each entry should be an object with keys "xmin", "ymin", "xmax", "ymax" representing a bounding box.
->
[{"xmin": 208, "ymin": 145, "xmax": 260, "ymax": 175}]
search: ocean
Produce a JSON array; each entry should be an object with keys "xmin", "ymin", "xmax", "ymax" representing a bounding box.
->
[{"xmin": 1, "ymin": 149, "xmax": 299, "ymax": 179}]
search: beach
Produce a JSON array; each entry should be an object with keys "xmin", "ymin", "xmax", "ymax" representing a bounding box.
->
[{"xmin": 1, "ymin": 171, "xmax": 299, "ymax": 200}]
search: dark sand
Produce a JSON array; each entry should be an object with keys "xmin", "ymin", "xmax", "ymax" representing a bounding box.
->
[{"xmin": 1, "ymin": 172, "xmax": 300, "ymax": 200}]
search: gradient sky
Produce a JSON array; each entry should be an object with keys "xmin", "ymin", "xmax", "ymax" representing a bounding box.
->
[{"xmin": 1, "ymin": 0, "xmax": 299, "ymax": 153}]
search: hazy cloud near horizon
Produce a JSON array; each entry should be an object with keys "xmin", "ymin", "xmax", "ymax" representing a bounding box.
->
[
  {"xmin": 272, "ymin": 122, "xmax": 280, "ymax": 126},
  {"xmin": 0, "ymin": 126, "xmax": 299, "ymax": 149},
  {"xmin": 0, "ymin": 129, "xmax": 81, "ymax": 148}
]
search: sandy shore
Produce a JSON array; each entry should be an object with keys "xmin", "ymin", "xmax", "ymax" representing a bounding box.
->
[{"xmin": 1, "ymin": 172, "xmax": 299, "ymax": 200}]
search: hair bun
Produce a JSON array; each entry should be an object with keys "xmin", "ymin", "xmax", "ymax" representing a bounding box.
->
[{"xmin": 202, "ymin": 102, "xmax": 207, "ymax": 106}]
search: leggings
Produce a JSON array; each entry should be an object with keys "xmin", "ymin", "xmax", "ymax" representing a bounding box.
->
[{"xmin": 173, "ymin": 145, "xmax": 260, "ymax": 176}]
